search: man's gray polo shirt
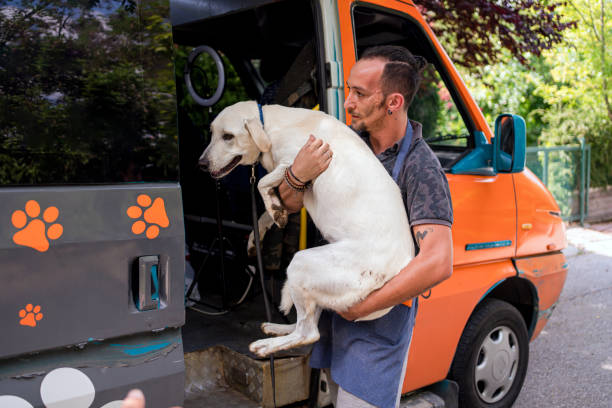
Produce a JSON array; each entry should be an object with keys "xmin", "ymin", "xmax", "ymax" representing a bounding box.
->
[{"xmin": 360, "ymin": 120, "xmax": 453, "ymax": 230}]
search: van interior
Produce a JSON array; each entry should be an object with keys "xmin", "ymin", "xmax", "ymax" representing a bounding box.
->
[{"xmin": 173, "ymin": 1, "xmax": 474, "ymax": 403}]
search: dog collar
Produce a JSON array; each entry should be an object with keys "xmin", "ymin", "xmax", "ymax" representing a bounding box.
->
[
  {"xmin": 255, "ymin": 103, "xmax": 265, "ymax": 165},
  {"xmin": 258, "ymin": 103, "xmax": 265, "ymax": 125}
]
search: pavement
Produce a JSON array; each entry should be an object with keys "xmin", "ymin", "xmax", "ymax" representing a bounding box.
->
[
  {"xmin": 513, "ymin": 220, "xmax": 612, "ymax": 408},
  {"xmin": 564, "ymin": 221, "xmax": 612, "ymax": 256}
]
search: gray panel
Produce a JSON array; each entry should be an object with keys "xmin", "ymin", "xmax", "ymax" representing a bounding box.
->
[
  {"xmin": 171, "ymin": 0, "xmax": 283, "ymax": 26},
  {"xmin": 0, "ymin": 184, "xmax": 185, "ymax": 360},
  {"xmin": 0, "ymin": 330, "xmax": 184, "ymax": 408}
]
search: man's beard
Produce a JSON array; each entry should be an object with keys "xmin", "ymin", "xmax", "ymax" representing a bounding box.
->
[
  {"xmin": 349, "ymin": 119, "xmax": 367, "ymax": 133},
  {"xmin": 348, "ymin": 99, "xmax": 386, "ymax": 133}
]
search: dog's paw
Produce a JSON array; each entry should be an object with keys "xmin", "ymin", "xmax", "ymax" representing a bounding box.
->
[
  {"xmin": 261, "ymin": 322, "xmax": 296, "ymax": 336},
  {"xmin": 271, "ymin": 205, "xmax": 288, "ymax": 228},
  {"xmin": 249, "ymin": 338, "xmax": 274, "ymax": 357}
]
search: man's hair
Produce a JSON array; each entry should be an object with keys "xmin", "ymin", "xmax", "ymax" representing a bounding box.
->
[{"xmin": 360, "ymin": 45, "xmax": 427, "ymax": 111}]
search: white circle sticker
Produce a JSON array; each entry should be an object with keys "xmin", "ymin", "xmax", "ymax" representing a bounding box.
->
[
  {"xmin": 40, "ymin": 367, "xmax": 95, "ymax": 408},
  {"xmin": 0, "ymin": 395, "xmax": 34, "ymax": 408}
]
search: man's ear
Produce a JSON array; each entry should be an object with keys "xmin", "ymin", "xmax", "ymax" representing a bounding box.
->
[
  {"xmin": 244, "ymin": 118, "xmax": 271, "ymax": 152},
  {"xmin": 387, "ymin": 92, "xmax": 405, "ymax": 112}
]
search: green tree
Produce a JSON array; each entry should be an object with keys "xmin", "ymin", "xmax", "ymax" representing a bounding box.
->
[
  {"xmin": 460, "ymin": 0, "xmax": 611, "ymax": 190},
  {"xmin": 537, "ymin": 0, "xmax": 611, "ymax": 187},
  {"xmin": 0, "ymin": 0, "xmax": 179, "ymax": 183}
]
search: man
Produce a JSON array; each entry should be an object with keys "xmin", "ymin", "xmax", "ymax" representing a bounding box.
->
[{"xmin": 279, "ymin": 45, "xmax": 453, "ymax": 407}]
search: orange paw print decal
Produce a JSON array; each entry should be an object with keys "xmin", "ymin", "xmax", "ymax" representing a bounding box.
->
[
  {"xmin": 11, "ymin": 200, "xmax": 63, "ymax": 252},
  {"xmin": 19, "ymin": 304, "xmax": 43, "ymax": 327},
  {"xmin": 127, "ymin": 194, "xmax": 169, "ymax": 239}
]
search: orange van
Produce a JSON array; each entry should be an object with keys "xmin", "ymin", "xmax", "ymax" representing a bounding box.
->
[{"xmin": 1, "ymin": 0, "xmax": 567, "ymax": 407}]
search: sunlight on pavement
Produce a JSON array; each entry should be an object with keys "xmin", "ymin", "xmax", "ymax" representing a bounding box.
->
[{"xmin": 565, "ymin": 223, "xmax": 612, "ymax": 257}]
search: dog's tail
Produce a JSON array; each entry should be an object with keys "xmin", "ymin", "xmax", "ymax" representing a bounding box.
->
[{"xmin": 279, "ymin": 283, "xmax": 294, "ymax": 315}]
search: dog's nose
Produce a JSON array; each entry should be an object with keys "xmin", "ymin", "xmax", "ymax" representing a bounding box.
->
[{"xmin": 198, "ymin": 156, "xmax": 210, "ymax": 171}]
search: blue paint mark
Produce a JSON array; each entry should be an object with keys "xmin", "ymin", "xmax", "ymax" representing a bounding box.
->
[
  {"xmin": 151, "ymin": 264, "xmax": 159, "ymax": 303},
  {"xmin": 478, "ymin": 279, "xmax": 506, "ymax": 303},
  {"xmin": 538, "ymin": 302, "xmax": 558, "ymax": 320},
  {"xmin": 466, "ymin": 240, "xmax": 512, "ymax": 251},
  {"xmin": 332, "ymin": 32, "xmax": 337, "ymax": 60},
  {"xmin": 109, "ymin": 341, "xmax": 172, "ymax": 356},
  {"xmin": 518, "ymin": 269, "xmax": 525, "ymax": 276},
  {"xmin": 562, "ymin": 263, "xmax": 568, "ymax": 269}
]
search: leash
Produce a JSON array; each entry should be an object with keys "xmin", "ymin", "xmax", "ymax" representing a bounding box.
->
[{"xmin": 252, "ymin": 104, "xmax": 277, "ymax": 408}]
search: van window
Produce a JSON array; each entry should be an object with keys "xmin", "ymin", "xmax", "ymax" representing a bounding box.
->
[
  {"xmin": 0, "ymin": 0, "xmax": 178, "ymax": 185},
  {"xmin": 352, "ymin": 6, "xmax": 472, "ymax": 168},
  {"xmin": 410, "ymin": 66, "xmax": 469, "ymax": 149}
]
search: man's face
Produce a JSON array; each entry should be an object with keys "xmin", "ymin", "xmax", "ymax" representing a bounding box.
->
[{"xmin": 344, "ymin": 58, "xmax": 387, "ymax": 133}]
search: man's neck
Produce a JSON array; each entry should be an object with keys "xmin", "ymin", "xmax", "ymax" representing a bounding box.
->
[{"xmin": 369, "ymin": 113, "xmax": 408, "ymax": 155}]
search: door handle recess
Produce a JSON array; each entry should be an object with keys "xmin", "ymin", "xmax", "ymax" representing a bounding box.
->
[{"xmin": 137, "ymin": 255, "xmax": 160, "ymax": 311}]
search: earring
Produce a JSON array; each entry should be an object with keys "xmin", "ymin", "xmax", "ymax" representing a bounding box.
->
[{"xmin": 388, "ymin": 109, "xmax": 393, "ymax": 115}]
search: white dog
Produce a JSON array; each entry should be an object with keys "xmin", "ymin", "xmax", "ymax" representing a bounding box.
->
[{"xmin": 199, "ymin": 101, "xmax": 414, "ymax": 357}]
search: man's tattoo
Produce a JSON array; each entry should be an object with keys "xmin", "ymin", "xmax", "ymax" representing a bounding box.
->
[{"xmin": 415, "ymin": 227, "xmax": 434, "ymax": 247}]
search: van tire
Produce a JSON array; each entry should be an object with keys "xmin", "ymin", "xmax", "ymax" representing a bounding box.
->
[{"xmin": 449, "ymin": 299, "xmax": 529, "ymax": 408}]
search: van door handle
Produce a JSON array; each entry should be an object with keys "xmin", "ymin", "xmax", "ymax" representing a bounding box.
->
[{"xmin": 137, "ymin": 255, "xmax": 160, "ymax": 311}]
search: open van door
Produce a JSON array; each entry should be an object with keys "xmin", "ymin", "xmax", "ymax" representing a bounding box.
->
[{"xmin": 0, "ymin": 1, "xmax": 185, "ymax": 407}]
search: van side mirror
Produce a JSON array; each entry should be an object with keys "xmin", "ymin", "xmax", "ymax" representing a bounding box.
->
[{"xmin": 494, "ymin": 114, "xmax": 526, "ymax": 173}]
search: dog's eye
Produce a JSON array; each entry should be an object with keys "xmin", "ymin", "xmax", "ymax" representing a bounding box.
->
[{"xmin": 222, "ymin": 133, "xmax": 234, "ymax": 141}]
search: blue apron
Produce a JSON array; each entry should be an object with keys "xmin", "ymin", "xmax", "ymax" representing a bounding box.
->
[{"xmin": 310, "ymin": 122, "xmax": 418, "ymax": 408}]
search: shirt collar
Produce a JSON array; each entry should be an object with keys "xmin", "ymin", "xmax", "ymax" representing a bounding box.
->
[{"xmin": 358, "ymin": 119, "xmax": 423, "ymax": 156}]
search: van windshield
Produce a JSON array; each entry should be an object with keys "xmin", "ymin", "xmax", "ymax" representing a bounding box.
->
[{"xmin": 0, "ymin": 0, "xmax": 178, "ymax": 185}]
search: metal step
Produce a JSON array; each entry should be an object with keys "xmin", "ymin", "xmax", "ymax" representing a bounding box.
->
[{"xmin": 185, "ymin": 345, "xmax": 311, "ymax": 408}]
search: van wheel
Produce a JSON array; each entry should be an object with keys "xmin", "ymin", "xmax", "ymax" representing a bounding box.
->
[{"xmin": 449, "ymin": 299, "xmax": 529, "ymax": 408}]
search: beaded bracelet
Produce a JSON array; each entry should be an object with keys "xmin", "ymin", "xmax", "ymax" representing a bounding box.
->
[
  {"xmin": 284, "ymin": 167, "xmax": 309, "ymax": 192},
  {"xmin": 288, "ymin": 166, "xmax": 308, "ymax": 185}
]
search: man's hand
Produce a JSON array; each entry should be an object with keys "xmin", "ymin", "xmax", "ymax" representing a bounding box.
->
[
  {"xmin": 279, "ymin": 135, "xmax": 333, "ymax": 213},
  {"xmin": 291, "ymin": 134, "xmax": 333, "ymax": 182},
  {"xmin": 121, "ymin": 390, "xmax": 146, "ymax": 408},
  {"xmin": 121, "ymin": 389, "xmax": 181, "ymax": 408},
  {"xmin": 339, "ymin": 224, "xmax": 452, "ymax": 321}
]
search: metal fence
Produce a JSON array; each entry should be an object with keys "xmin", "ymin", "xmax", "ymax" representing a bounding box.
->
[{"xmin": 525, "ymin": 139, "xmax": 591, "ymax": 225}]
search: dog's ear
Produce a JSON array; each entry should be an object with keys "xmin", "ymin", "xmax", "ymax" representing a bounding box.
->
[{"xmin": 244, "ymin": 118, "xmax": 271, "ymax": 152}]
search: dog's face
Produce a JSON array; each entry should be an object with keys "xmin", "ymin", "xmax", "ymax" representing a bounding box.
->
[{"xmin": 199, "ymin": 101, "xmax": 271, "ymax": 178}]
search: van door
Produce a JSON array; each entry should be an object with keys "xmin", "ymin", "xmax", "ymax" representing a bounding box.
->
[
  {"xmin": 336, "ymin": 0, "xmax": 518, "ymax": 392},
  {"xmin": 0, "ymin": 1, "xmax": 185, "ymax": 407}
]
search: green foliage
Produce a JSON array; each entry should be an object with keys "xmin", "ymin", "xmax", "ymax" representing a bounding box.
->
[
  {"xmin": 410, "ymin": 66, "xmax": 469, "ymax": 147},
  {"xmin": 461, "ymin": 0, "xmax": 611, "ymax": 188},
  {"xmin": 0, "ymin": 0, "xmax": 178, "ymax": 184}
]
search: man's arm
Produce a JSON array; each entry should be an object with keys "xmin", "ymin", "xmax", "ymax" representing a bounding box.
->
[
  {"xmin": 279, "ymin": 135, "xmax": 333, "ymax": 213},
  {"xmin": 339, "ymin": 223, "xmax": 453, "ymax": 321}
]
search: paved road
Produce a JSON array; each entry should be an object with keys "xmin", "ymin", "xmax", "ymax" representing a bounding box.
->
[{"xmin": 513, "ymin": 225, "xmax": 612, "ymax": 408}]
